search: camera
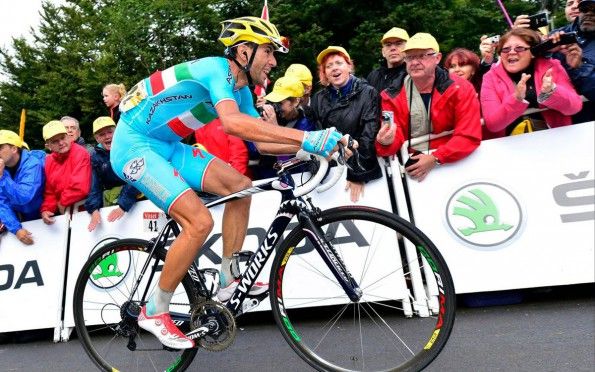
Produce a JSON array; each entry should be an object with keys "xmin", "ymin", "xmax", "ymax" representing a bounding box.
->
[
  {"xmin": 404, "ymin": 150, "xmax": 422, "ymax": 168},
  {"xmin": 486, "ymin": 35, "xmax": 500, "ymax": 44},
  {"xmin": 528, "ymin": 12, "xmax": 549, "ymax": 30},
  {"xmin": 530, "ymin": 32, "xmax": 578, "ymax": 56}
]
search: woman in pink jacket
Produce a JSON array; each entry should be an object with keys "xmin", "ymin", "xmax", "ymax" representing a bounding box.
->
[{"xmin": 481, "ymin": 28, "xmax": 582, "ymax": 138}]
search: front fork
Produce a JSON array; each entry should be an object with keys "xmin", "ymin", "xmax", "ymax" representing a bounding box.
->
[{"xmin": 297, "ymin": 208, "xmax": 363, "ymax": 303}]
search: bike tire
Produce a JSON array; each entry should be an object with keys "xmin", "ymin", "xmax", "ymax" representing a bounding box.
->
[
  {"xmin": 269, "ymin": 206, "xmax": 456, "ymax": 372},
  {"xmin": 73, "ymin": 238, "xmax": 200, "ymax": 372}
]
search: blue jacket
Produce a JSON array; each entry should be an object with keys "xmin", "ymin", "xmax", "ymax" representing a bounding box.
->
[
  {"xmin": 551, "ymin": 19, "xmax": 594, "ymax": 122},
  {"xmin": 0, "ymin": 150, "xmax": 45, "ymax": 233},
  {"xmin": 84, "ymin": 145, "xmax": 139, "ymax": 213}
]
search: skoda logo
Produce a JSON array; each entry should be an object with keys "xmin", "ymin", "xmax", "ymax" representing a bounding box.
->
[
  {"xmin": 88, "ymin": 237, "xmax": 131, "ymax": 289},
  {"xmin": 446, "ymin": 182, "xmax": 523, "ymax": 249}
]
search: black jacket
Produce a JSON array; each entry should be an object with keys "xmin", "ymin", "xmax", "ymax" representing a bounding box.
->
[
  {"xmin": 311, "ymin": 76, "xmax": 382, "ymax": 183},
  {"xmin": 366, "ymin": 61, "xmax": 407, "ymax": 94}
]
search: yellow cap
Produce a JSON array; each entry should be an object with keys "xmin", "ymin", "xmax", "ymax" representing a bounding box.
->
[
  {"xmin": 381, "ymin": 27, "xmax": 410, "ymax": 43},
  {"xmin": 93, "ymin": 116, "xmax": 116, "ymax": 134},
  {"xmin": 284, "ymin": 64, "xmax": 313, "ymax": 86},
  {"xmin": 403, "ymin": 33, "xmax": 440, "ymax": 53},
  {"xmin": 0, "ymin": 130, "xmax": 29, "ymax": 150},
  {"xmin": 316, "ymin": 46, "xmax": 351, "ymax": 65},
  {"xmin": 42, "ymin": 120, "xmax": 67, "ymax": 141},
  {"xmin": 264, "ymin": 76, "xmax": 305, "ymax": 103}
]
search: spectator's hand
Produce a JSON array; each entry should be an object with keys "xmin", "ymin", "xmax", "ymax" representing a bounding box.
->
[
  {"xmin": 88, "ymin": 210, "xmax": 101, "ymax": 232},
  {"xmin": 255, "ymin": 96, "xmax": 266, "ymax": 107},
  {"xmin": 514, "ymin": 73, "xmax": 532, "ymax": 101},
  {"xmin": 260, "ymin": 104, "xmax": 279, "ymax": 125},
  {"xmin": 405, "ymin": 153, "xmax": 436, "ymax": 182},
  {"xmin": 541, "ymin": 68, "xmax": 555, "ymax": 94},
  {"xmin": 376, "ymin": 120, "xmax": 396, "ymax": 146},
  {"xmin": 107, "ymin": 207, "xmax": 125, "ymax": 222},
  {"xmin": 513, "ymin": 15, "xmax": 530, "ymax": 28},
  {"xmin": 479, "ymin": 35, "xmax": 496, "ymax": 64},
  {"xmin": 345, "ymin": 181, "xmax": 364, "ymax": 203},
  {"xmin": 41, "ymin": 211, "xmax": 56, "ymax": 225},
  {"xmin": 16, "ymin": 228, "xmax": 34, "ymax": 245},
  {"xmin": 563, "ymin": 44, "xmax": 583, "ymax": 69},
  {"xmin": 335, "ymin": 134, "xmax": 357, "ymax": 160}
]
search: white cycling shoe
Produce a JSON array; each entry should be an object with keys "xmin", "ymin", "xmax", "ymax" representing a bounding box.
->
[
  {"xmin": 217, "ymin": 280, "xmax": 268, "ymax": 302},
  {"xmin": 137, "ymin": 306, "xmax": 195, "ymax": 349}
]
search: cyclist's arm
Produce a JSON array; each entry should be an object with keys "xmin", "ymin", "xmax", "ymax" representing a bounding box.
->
[
  {"xmin": 216, "ymin": 100, "xmax": 304, "ymax": 147},
  {"xmin": 255, "ymin": 142, "xmax": 301, "ymax": 155}
]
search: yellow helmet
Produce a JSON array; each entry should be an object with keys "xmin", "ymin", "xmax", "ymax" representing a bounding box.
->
[{"xmin": 219, "ymin": 16, "xmax": 288, "ymax": 53}]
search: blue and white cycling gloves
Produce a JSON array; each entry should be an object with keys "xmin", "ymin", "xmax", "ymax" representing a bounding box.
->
[{"xmin": 301, "ymin": 128, "xmax": 343, "ymax": 157}]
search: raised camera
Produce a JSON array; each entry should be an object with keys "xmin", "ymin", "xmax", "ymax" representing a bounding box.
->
[{"xmin": 528, "ymin": 12, "xmax": 549, "ymax": 30}]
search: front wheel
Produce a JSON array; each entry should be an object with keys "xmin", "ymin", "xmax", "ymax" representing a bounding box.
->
[
  {"xmin": 269, "ymin": 206, "xmax": 455, "ymax": 371},
  {"xmin": 73, "ymin": 238, "xmax": 200, "ymax": 372}
]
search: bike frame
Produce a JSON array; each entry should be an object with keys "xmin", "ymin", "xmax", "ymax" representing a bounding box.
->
[{"xmin": 130, "ymin": 161, "xmax": 362, "ymax": 322}]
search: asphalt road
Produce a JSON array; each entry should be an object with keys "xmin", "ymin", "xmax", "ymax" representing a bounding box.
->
[{"xmin": 1, "ymin": 284, "xmax": 593, "ymax": 372}]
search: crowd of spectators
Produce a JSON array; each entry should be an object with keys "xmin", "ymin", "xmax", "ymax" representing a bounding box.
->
[{"xmin": 1, "ymin": 0, "xmax": 593, "ymax": 245}]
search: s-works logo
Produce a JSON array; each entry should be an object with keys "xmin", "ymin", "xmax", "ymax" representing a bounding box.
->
[{"xmin": 446, "ymin": 182, "xmax": 522, "ymax": 249}]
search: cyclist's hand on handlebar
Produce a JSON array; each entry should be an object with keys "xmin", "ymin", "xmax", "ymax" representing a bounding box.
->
[{"xmin": 301, "ymin": 128, "xmax": 343, "ymax": 158}]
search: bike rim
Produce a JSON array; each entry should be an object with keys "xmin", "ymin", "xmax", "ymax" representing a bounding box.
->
[
  {"xmin": 271, "ymin": 209, "xmax": 455, "ymax": 371},
  {"xmin": 73, "ymin": 241, "xmax": 198, "ymax": 372}
]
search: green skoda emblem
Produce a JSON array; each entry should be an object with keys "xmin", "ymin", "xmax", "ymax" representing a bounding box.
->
[
  {"xmin": 89, "ymin": 237, "xmax": 131, "ymax": 289},
  {"xmin": 92, "ymin": 253, "xmax": 123, "ymax": 280},
  {"xmin": 446, "ymin": 182, "xmax": 522, "ymax": 249}
]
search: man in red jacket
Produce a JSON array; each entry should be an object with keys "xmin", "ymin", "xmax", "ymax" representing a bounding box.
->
[
  {"xmin": 40, "ymin": 120, "xmax": 91, "ymax": 224},
  {"xmin": 375, "ymin": 33, "xmax": 481, "ymax": 182}
]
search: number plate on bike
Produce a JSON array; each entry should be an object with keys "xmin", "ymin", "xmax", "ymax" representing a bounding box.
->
[{"xmin": 143, "ymin": 211, "xmax": 167, "ymax": 233}]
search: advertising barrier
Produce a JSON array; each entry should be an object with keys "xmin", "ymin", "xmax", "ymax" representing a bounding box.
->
[
  {"xmin": 0, "ymin": 215, "xmax": 69, "ymax": 339},
  {"xmin": 1, "ymin": 123, "xmax": 594, "ymax": 339},
  {"xmin": 396, "ymin": 122, "xmax": 595, "ymax": 293}
]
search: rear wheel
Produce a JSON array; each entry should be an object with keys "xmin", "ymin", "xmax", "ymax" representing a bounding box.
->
[
  {"xmin": 269, "ymin": 206, "xmax": 456, "ymax": 371},
  {"xmin": 73, "ymin": 238, "xmax": 200, "ymax": 371}
]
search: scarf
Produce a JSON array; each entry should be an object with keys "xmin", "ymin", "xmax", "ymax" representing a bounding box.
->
[{"xmin": 404, "ymin": 75, "xmax": 432, "ymax": 152}]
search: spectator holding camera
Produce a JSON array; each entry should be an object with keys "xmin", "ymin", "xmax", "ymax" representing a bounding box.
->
[
  {"xmin": 312, "ymin": 46, "xmax": 382, "ymax": 202},
  {"xmin": 0, "ymin": 130, "xmax": 45, "ymax": 245},
  {"xmin": 367, "ymin": 27, "xmax": 410, "ymax": 93},
  {"xmin": 86, "ymin": 117, "xmax": 141, "ymax": 232},
  {"xmin": 550, "ymin": 0, "xmax": 594, "ymax": 123},
  {"xmin": 480, "ymin": 28, "xmax": 583, "ymax": 137},
  {"xmin": 40, "ymin": 120, "xmax": 91, "ymax": 224},
  {"xmin": 375, "ymin": 33, "xmax": 481, "ymax": 182}
]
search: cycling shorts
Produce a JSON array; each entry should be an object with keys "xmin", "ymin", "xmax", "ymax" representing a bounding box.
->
[{"xmin": 111, "ymin": 122, "xmax": 216, "ymax": 213}]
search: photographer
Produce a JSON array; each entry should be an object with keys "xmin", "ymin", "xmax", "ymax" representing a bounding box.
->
[
  {"xmin": 250, "ymin": 75, "xmax": 315, "ymax": 179},
  {"xmin": 550, "ymin": 0, "xmax": 594, "ymax": 123},
  {"xmin": 480, "ymin": 28, "xmax": 583, "ymax": 138}
]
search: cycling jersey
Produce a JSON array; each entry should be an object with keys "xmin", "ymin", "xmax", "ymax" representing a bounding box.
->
[{"xmin": 111, "ymin": 57, "xmax": 258, "ymax": 213}]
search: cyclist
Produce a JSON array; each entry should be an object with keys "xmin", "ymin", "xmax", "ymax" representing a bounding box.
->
[{"xmin": 110, "ymin": 16, "xmax": 348, "ymax": 349}]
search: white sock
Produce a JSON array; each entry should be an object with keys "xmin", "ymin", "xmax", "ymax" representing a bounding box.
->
[
  {"xmin": 146, "ymin": 286, "xmax": 174, "ymax": 316},
  {"xmin": 220, "ymin": 256, "xmax": 234, "ymax": 287}
]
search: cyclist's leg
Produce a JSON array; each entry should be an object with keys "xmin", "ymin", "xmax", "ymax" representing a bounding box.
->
[
  {"xmin": 171, "ymin": 143, "xmax": 252, "ymax": 287},
  {"xmin": 111, "ymin": 133, "xmax": 214, "ymax": 348}
]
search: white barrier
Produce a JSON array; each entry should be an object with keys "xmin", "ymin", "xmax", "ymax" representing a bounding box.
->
[
  {"xmin": 0, "ymin": 216, "xmax": 69, "ymax": 340},
  {"xmin": 396, "ymin": 122, "xmax": 595, "ymax": 293},
  {"xmin": 2, "ymin": 124, "xmax": 594, "ymax": 338}
]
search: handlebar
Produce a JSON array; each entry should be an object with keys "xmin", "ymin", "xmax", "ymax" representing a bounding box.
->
[{"xmin": 277, "ymin": 136, "xmax": 362, "ymax": 197}]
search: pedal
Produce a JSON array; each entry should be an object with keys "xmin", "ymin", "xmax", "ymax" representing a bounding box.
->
[
  {"xmin": 232, "ymin": 251, "xmax": 254, "ymax": 260},
  {"xmin": 198, "ymin": 268, "xmax": 220, "ymax": 298}
]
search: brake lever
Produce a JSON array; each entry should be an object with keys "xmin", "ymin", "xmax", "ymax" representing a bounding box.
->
[{"xmin": 343, "ymin": 136, "xmax": 365, "ymax": 172}]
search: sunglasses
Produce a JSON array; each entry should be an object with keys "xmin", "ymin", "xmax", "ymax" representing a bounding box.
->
[{"xmin": 500, "ymin": 46, "xmax": 531, "ymax": 54}]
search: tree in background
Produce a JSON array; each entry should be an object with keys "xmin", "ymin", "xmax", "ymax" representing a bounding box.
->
[{"xmin": 0, "ymin": 0, "xmax": 558, "ymax": 149}]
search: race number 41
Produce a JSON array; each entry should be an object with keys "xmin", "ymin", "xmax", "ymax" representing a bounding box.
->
[{"xmin": 143, "ymin": 211, "xmax": 167, "ymax": 233}]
